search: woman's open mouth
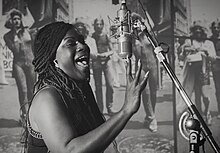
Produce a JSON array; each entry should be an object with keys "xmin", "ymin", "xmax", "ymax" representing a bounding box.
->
[{"xmin": 75, "ymin": 55, "xmax": 89, "ymax": 68}]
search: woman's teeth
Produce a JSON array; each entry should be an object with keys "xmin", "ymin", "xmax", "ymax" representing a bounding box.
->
[{"xmin": 76, "ymin": 60, "xmax": 88, "ymax": 67}]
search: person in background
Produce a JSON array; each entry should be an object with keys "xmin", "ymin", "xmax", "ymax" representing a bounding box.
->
[
  {"xmin": 92, "ymin": 17, "xmax": 115, "ymax": 115},
  {"xmin": 210, "ymin": 19, "xmax": 220, "ymax": 119},
  {"xmin": 176, "ymin": 37, "xmax": 187, "ymax": 69},
  {"xmin": 131, "ymin": 12, "xmax": 158, "ymax": 132},
  {"xmin": 3, "ymin": 9, "xmax": 35, "ymax": 122},
  {"xmin": 111, "ymin": 43, "xmax": 126, "ymax": 88},
  {"xmin": 177, "ymin": 20, "xmax": 216, "ymax": 125},
  {"xmin": 110, "ymin": 25, "xmax": 126, "ymax": 88},
  {"xmin": 26, "ymin": 21, "xmax": 149, "ymax": 153}
]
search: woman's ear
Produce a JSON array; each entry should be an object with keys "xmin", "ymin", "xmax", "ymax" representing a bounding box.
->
[{"xmin": 54, "ymin": 59, "xmax": 59, "ymax": 68}]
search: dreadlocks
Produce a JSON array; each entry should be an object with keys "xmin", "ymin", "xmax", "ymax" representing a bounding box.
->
[
  {"xmin": 32, "ymin": 22, "xmax": 93, "ymax": 104},
  {"xmin": 33, "ymin": 22, "xmax": 72, "ymax": 75}
]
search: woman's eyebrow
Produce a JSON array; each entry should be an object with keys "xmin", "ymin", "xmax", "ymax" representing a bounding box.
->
[{"xmin": 63, "ymin": 36, "xmax": 76, "ymax": 41}]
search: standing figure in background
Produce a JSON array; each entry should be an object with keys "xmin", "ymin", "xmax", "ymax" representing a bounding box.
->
[
  {"xmin": 176, "ymin": 37, "xmax": 187, "ymax": 69},
  {"xmin": 111, "ymin": 48, "xmax": 125, "ymax": 88},
  {"xmin": 210, "ymin": 19, "xmax": 220, "ymax": 119},
  {"xmin": 177, "ymin": 20, "xmax": 216, "ymax": 125},
  {"xmin": 131, "ymin": 13, "xmax": 158, "ymax": 132},
  {"xmin": 109, "ymin": 25, "xmax": 126, "ymax": 88},
  {"xmin": 111, "ymin": 51, "xmax": 126, "ymax": 88},
  {"xmin": 92, "ymin": 17, "xmax": 115, "ymax": 115},
  {"xmin": 3, "ymin": 9, "xmax": 35, "ymax": 121}
]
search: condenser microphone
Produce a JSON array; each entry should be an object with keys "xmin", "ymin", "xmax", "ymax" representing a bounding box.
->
[{"xmin": 116, "ymin": 0, "xmax": 132, "ymax": 59}]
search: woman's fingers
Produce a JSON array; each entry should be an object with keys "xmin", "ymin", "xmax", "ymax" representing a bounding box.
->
[
  {"xmin": 139, "ymin": 71, "xmax": 149, "ymax": 92},
  {"xmin": 125, "ymin": 58, "xmax": 148, "ymax": 92},
  {"xmin": 134, "ymin": 60, "xmax": 142, "ymax": 85},
  {"xmin": 125, "ymin": 57, "xmax": 133, "ymax": 83}
]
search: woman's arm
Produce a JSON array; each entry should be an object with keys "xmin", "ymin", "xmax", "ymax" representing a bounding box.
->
[
  {"xmin": 107, "ymin": 34, "xmax": 113, "ymax": 51},
  {"xmin": 178, "ymin": 39, "xmax": 194, "ymax": 61},
  {"xmin": 89, "ymin": 37, "xmax": 99, "ymax": 60},
  {"xmin": 30, "ymin": 59, "xmax": 148, "ymax": 153},
  {"xmin": 3, "ymin": 33, "xmax": 20, "ymax": 53},
  {"xmin": 206, "ymin": 40, "xmax": 217, "ymax": 60}
]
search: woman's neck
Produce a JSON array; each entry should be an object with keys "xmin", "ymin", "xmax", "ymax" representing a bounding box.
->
[
  {"xmin": 13, "ymin": 27, "xmax": 22, "ymax": 34},
  {"xmin": 95, "ymin": 31, "xmax": 103, "ymax": 35},
  {"xmin": 212, "ymin": 33, "xmax": 220, "ymax": 38},
  {"xmin": 194, "ymin": 37, "xmax": 205, "ymax": 43},
  {"xmin": 75, "ymin": 81, "xmax": 84, "ymax": 89}
]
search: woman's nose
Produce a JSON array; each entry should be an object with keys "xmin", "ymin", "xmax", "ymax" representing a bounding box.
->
[{"xmin": 76, "ymin": 42, "xmax": 88, "ymax": 52}]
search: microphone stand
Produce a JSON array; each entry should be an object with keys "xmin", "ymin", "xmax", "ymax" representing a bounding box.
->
[
  {"xmin": 141, "ymin": 28, "xmax": 220, "ymax": 153},
  {"xmin": 186, "ymin": 117, "xmax": 205, "ymax": 153}
]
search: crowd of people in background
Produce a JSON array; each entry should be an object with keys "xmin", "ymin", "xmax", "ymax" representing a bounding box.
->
[{"xmin": 176, "ymin": 19, "xmax": 220, "ymax": 125}]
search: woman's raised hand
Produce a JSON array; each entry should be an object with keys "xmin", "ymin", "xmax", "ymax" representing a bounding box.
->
[{"xmin": 122, "ymin": 58, "xmax": 149, "ymax": 115}]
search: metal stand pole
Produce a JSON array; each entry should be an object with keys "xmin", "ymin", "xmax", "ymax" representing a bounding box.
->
[{"xmin": 141, "ymin": 28, "xmax": 220, "ymax": 153}]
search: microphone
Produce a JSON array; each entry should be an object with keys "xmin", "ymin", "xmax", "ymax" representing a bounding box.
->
[{"xmin": 116, "ymin": 0, "xmax": 132, "ymax": 59}]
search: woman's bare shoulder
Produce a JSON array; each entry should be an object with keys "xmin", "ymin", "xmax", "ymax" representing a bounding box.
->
[{"xmin": 30, "ymin": 86, "xmax": 64, "ymax": 114}]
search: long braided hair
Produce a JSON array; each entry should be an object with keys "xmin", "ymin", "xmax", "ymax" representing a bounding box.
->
[
  {"xmin": 32, "ymin": 22, "xmax": 72, "ymax": 89},
  {"xmin": 33, "ymin": 22, "xmax": 71, "ymax": 74},
  {"xmin": 32, "ymin": 22, "xmax": 87, "ymax": 99},
  {"xmin": 32, "ymin": 22, "xmax": 96, "ymax": 104},
  {"xmin": 21, "ymin": 22, "xmax": 73, "ymax": 152}
]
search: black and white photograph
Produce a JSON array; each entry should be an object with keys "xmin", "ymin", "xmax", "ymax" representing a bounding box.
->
[{"xmin": 0, "ymin": 0, "xmax": 219, "ymax": 153}]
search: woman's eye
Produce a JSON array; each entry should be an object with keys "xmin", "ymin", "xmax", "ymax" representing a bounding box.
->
[{"xmin": 66, "ymin": 41, "xmax": 77, "ymax": 47}]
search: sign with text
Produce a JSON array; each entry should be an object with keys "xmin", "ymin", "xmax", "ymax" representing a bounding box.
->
[{"xmin": 0, "ymin": 40, "xmax": 13, "ymax": 71}]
